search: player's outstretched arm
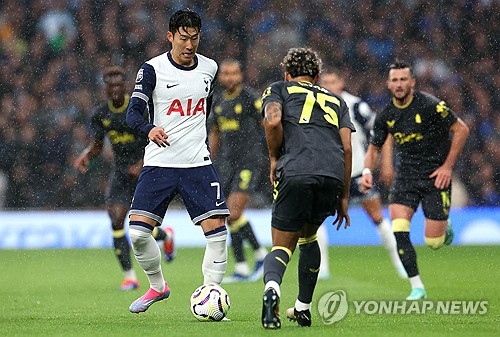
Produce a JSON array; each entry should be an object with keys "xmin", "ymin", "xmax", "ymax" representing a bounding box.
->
[{"xmin": 429, "ymin": 118, "xmax": 469, "ymax": 189}]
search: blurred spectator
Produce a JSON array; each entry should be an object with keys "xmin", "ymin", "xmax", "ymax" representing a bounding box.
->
[
  {"xmin": 0, "ymin": 0, "xmax": 497, "ymax": 209},
  {"xmin": 37, "ymin": 0, "xmax": 77, "ymax": 51}
]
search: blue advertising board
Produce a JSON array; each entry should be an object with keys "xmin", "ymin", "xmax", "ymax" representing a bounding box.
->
[{"xmin": 0, "ymin": 207, "xmax": 498, "ymax": 249}]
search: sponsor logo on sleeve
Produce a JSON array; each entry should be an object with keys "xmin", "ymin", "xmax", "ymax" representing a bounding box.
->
[{"xmin": 135, "ymin": 69, "xmax": 143, "ymax": 83}]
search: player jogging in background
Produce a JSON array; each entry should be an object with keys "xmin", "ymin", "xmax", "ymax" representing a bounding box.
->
[
  {"xmin": 73, "ymin": 66, "xmax": 175, "ymax": 291},
  {"xmin": 360, "ymin": 60, "xmax": 469, "ymax": 300},
  {"xmin": 318, "ymin": 69, "xmax": 406, "ymax": 280},
  {"xmin": 261, "ymin": 48, "xmax": 354, "ymax": 329},
  {"xmin": 208, "ymin": 59, "xmax": 267, "ymax": 283},
  {"xmin": 126, "ymin": 9, "xmax": 229, "ymax": 314}
]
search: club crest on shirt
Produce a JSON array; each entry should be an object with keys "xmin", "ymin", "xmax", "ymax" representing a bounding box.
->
[{"xmin": 204, "ymin": 77, "xmax": 211, "ymax": 92}]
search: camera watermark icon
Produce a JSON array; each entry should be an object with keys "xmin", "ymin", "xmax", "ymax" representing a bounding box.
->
[
  {"xmin": 317, "ymin": 290, "xmax": 488, "ymax": 325},
  {"xmin": 317, "ymin": 290, "xmax": 349, "ymax": 324}
]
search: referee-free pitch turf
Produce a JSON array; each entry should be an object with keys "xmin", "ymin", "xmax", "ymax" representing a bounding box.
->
[{"xmin": 0, "ymin": 246, "xmax": 498, "ymax": 337}]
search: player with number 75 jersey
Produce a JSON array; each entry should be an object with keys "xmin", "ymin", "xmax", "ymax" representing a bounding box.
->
[{"xmin": 261, "ymin": 80, "xmax": 355, "ymax": 183}]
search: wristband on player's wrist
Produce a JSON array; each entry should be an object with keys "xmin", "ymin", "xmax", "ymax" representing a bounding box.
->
[{"xmin": 362, "ymin": 168, "xmax": 372, "ymax": 176}]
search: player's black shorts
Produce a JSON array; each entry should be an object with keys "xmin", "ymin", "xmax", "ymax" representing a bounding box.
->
[
  {"xmin": 217, "ymin": 163, "xmax": 261, "ymax": 196},
  {"xmin": 390, "ymin": 177, "xmax": 452, "ymax": 220},
  {"xmin": 271, "ymin": 173, "xmax": 343, "ymax": 232},
  {"xmin": 105, "ymin": 167, "xmax": 137, "ymax": 206}
]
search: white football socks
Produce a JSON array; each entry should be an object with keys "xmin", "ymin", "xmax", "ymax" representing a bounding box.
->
[
  {"xmin": 295, "ymin": 299, "xmax": 311, "ymax": 311},
  {"xmin": 316, "ymin": 224, "xmax": 330, "ymax": 275},
  {"xmin": 255, "ymin": 247, "xmax": 268, "ymax": 262},
  {"xmin": 409, "ymin": 275, "xmax": 425, "ymax": 289},
  {"xmin": 124, "ymin": 268, "xmax": 137, "ymax": 281},
  {"xmin": 129, "ymin": 227, "xmax": 165, "ymax": 292},
  {"xmin": 378, "ymin": 218, "xmax": 404, "ymax": 270},
  {"xmin": 265, "ymin": 280, "xmax": 281, "ymax": 297},
  {"xmin": 234, "ymin": 262, "xmax": 251, "ymax": 276},
  {"xmin": 203, "ymin": 227, "xmax": 228, "ymax": 285}
]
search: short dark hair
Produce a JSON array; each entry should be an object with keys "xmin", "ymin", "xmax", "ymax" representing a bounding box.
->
[
  {"xmin": 389, "ymin": 59, "xmax": 414, "ymax": 76},
  {"xmin": 103, "ymin": 66, "xmax": 126, "ymax": 83},
  {"xmin": 169, "ymin": 9, "xmax": 201, "ymax": 34},
  {"xmin": 282, "ymin": 48, "xmax": 322, "ymax": 79}
]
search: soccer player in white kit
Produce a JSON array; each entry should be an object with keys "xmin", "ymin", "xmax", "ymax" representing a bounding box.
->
[
  {"xmin": 317, "ymin": 69, "xmax": 406, "ymax": 279},
  {"xmin": 126, "ymin": 9, "xmax": 229, "ymax": 313}
]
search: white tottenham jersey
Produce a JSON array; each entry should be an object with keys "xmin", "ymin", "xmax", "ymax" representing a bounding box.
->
[
  {"xmin": 341, "ymin": 91, "xmax": 376, "ymax": 177},
  {"xmin": 127, "ymin": 52, "xmax": 217, "ymax": 168}
]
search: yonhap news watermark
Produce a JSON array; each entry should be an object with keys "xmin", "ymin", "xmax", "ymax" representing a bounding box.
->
[{"xmin": 317, "ymin": 290, "xmax": 488, "ymax": 325}]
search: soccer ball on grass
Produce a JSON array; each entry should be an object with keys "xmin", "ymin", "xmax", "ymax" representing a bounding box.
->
[{"xmin": 190, "ymin": 283, "xmax": 230, "ymax": 321}]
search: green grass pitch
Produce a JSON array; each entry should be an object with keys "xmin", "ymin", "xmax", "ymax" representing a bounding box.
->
[{"xmin": 0, "ymin": 246, "xmax": 498, "ymax": 337}]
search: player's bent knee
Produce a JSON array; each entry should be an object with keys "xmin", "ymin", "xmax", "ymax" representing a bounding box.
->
[
  {"xmin": 392, "ymin": 218, "xmax": 410, "ymax": 232},
  {"xmin": 129, "ymin": 226, "xmax": 152, "ymax": 248},
  {"xmin": 129, "ymin": 229, "xmax": 145, "ymax": 246},
  {"xmin": 425, "ymin": 235, "xmax": 445, "ymax": 250}
]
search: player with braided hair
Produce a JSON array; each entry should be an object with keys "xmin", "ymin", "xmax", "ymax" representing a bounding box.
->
[{"xmin": 260, "ymin": 48, "xmax": 354, "ymax": 328}]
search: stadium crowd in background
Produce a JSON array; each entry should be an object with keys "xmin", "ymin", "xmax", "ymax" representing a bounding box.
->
[{"xmin": 0, "ymin": 0, "xmax": 498, "ymax": 209}]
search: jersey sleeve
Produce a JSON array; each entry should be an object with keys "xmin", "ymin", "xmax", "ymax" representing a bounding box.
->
[
  {"xmin": 261, "ymin": 82, "xmax": 283, "ymax": 118},
  {"xmin": 370, "ymin": 108, "xmax": 389, "ymax": 148},
  {"xmin": 126, "ymin": 63, "xmax": 156, "ymax": 137},
  {"xmin": 433, "ymin": 99, "xmax": 458, "ymax": 130},
  {"xmin": 338, "ymin": 99, "xmax": 356, "ymax": 131},
  {"xmin": 89, "ymin": 109, "xmax": 105, "ymax": 142},
  {"xmin": 205, "ymin": 64, "xmax": 218, "ymax": 118},
  {"xmin": 247, "ymin": 88, "xmax": 263, "ymax": 122}
]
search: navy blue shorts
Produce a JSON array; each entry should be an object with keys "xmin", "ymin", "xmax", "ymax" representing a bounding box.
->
[{"xmin": 130, "ymin": 165, "xmax": 230, "ymax": 225}]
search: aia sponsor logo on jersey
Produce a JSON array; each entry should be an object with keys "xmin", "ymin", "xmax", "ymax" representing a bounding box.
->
[{"xmin": 166, "ymin": 98, "xmax": 206, "ymax": 116}]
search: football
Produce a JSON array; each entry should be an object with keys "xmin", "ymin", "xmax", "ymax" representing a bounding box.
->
[{"xmin": 190, "ymin": 283, "xmax": 230, "ymax": 321}]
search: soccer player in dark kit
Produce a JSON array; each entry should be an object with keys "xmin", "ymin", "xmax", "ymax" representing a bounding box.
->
[
  {"xmin": 360, "ymin": 60, "xmax": 469, "ymax": 300},
  {"xmin": 260, "ymin": 48, "xmax": 354, "ymax": 328}
]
